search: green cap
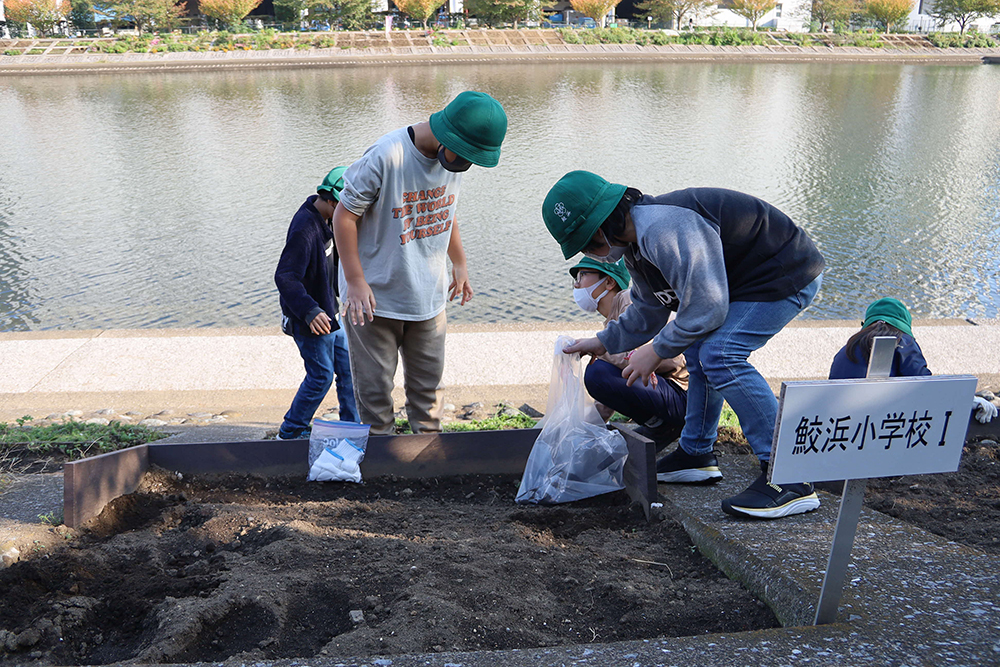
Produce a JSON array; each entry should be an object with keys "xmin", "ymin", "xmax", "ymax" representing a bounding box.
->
[
  {"xmin": 428, "ymin": 91, "xmax": 507, "ymax": 168},
  {"xmin": 863, "ymin": 297, "xmax": 913, "ymax": 337},
  {"xmin": 570, "ymin": 257, "xmax": 630, "ymax": 291},
  {"xmin": 543, "ymin": 171, "xmax": 628, "ymax": 260},
  {"xmin": 317, "ymin": 166, "xmax": 348, "ymax": 201}
]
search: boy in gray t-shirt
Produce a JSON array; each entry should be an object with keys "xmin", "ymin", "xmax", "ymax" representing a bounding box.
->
[{"xmin": 333, "ymin": 91, "xmax": 507, "ymax": 434}]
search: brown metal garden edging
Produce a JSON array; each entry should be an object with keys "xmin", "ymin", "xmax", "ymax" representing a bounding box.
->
[{"xmin": 63, "ymin": 426, "xmax": 657, "ymax": 528}]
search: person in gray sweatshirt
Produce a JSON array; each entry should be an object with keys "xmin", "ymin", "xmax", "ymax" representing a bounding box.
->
[{"xmin": 542, "ymin": 170, "xmax": 825, "ymax": 520}]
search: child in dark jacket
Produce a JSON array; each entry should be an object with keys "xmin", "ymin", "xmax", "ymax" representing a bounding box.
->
[
  {"xmin": 830, "ymin": 297, "xmax": 997, "ymax": 424},
  {"xmin": 829, "ymin": 297, "xmax": 930, "ymax": 380},
  {"xmin": 274, "ymin": 167, "xmax": 358, "ymax": 440}
]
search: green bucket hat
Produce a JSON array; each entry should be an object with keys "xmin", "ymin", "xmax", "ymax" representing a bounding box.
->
[
  {"xmin": 863, "ymin": 297, "xmax": 913, "ymax": 337},
  {"xmin": 570, "ymin": 257, "xmax": 630, "ymax": 292},
  {"xmin": 317, "ymin": 166, "xmax": 348, "ymax": 201},
  {"xmin": 543, "ymin": 171, "xmax": 628, "ymax": 260},
  {"xmin": 428, "ymin": 91, "xmax": 507, "ymax": 168}
]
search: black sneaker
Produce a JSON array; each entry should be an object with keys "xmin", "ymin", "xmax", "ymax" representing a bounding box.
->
[
  {"xmin": 655, "ymin": 446, "xmax": 723, "ymax": 484},
  {"xmin": 635, "ymin": 421, "xmax": 684, "ymax": 453},
  {"xmin": 722, "ymin": 469, "xmax": 820, "ymax": 519}
]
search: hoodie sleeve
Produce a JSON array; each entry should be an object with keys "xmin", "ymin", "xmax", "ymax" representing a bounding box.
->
[
  {"xmin": 597, "ymin": 205, "xmax": 730, "ymax": 360},
  {"xmin": 274, "ymin": 228, "xmax": 322, "ymax": 323}
]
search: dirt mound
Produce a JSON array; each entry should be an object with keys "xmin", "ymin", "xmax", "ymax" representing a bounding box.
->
[{"xmin": 0, "ymin": 471, "xmax": 777, "ymax": 665}]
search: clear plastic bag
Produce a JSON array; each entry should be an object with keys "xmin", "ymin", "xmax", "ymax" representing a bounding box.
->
[
  {"xmin": 307, "ymin": 420, "xmax": 371, "ymax": 483},
  {"xmin": 516, "ymin": 336, "xmax": 628, "ymax": 504}
]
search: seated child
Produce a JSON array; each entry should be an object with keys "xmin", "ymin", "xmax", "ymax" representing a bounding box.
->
[
  {"xmin": 570, "ymin": 258, "xmax": 688, "ymax": 451},
  {"xmin": 830, "ymin": 297, "xmax": 996, "ymax": 423}
]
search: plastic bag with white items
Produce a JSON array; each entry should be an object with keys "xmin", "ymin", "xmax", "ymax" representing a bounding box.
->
[
  {"xmin": 515, "ymin": 335, "xmax": 628, "ymax": 504},
  {"xmin": 307, "ymin": 420, "xmax": 371, "ymax": 483}
]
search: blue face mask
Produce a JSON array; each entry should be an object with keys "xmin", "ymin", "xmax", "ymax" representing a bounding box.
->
[{"xmin": 437, "ymin": 145, "xmax": 472, "ymax": 172}]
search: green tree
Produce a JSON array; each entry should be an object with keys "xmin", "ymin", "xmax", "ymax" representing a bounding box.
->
[
  {"xmin": 569, "ymin": 0, "xmax": 619, "ymax": 26},
  {"xmin": 70, "ymin": 0, "xmax": 97, "ymax": 29},
  {"xmin": 861, "ymin": 0, "xmax": 911, "ymax": 31},
  {"xmin": 308, "ymin": 0, "xmax": 372, "ymax": 29},
  {"xmin": 929, "ymin": 0, "xmax": 999, "ymax": 33},
  {"xmin": 394, "ymin": 0, "xmax": 443, "ymax": 28},
  {"xmin": 465, "ymin": 0, "xmax": 537, "ymax": 27},
  {"xmin": 4, "ymin": 0, "xmax": 71, "ymax": 34},
  {"xmin": 96, "ymin": 0, "xmax": 186, "ymax": 32},
  {"xmin": 273, "ymin": 0, "xmax": 306, "ymax": 22},
  {"xmin": 726, "ymin": 0, "xmax": 775, "ymax": 28},
  {"xmin": 810, "ymin": 0, "xmax": 855, "ymax": 29},
  {"xmin": 198, "ymin": 0, "xmax": 262, "ymax": 28},
  {"xmin": 635, "ymin": 0, "xmax": 714, "ymax": 28}
]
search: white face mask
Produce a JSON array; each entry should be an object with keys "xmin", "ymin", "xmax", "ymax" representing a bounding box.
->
[{"xmin": 573, "ymin": 281, "xmax": 611, "ymax": 313}]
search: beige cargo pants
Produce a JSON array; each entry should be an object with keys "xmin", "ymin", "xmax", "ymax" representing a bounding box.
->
[{"xmin": 344, "ymin": 311, "xmax": 447, "ymax": 435}]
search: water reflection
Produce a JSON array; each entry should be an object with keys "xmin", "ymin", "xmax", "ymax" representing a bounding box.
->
[{"xmin": 0, "ymin": 62, "xmax": 997, "ymax": 331}]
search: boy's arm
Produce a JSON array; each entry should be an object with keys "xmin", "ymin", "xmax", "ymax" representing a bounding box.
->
[
  {"xmin": 332, "ymin": 201, "xmax": 376, "ymax": 326},
  {"xmin": 274, "ymin": 230, "xmax": 323, "ymax": 325},
  {"xmin": 447, "ymin": 218, "xmax": 473, "ymax": 306}
]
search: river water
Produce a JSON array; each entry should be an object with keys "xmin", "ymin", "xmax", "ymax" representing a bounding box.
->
[{"xmin": 1, "ymin": 61, "xmax": 998, "ymax": 331}]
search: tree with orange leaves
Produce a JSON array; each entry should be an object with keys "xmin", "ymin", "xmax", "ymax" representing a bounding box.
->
[
  {"xmin": 197, "ymin": 0, "xmax": 262, "ymax": 28},
  {"xmin": 394, "ymin": 0, "xmax": 444, "ymax": 28},
  {"xmin": 4, "ymin": 0, "xmax": 71, "ymax": 34},
  {"xmin": 570, "ymin": 0, "xmax": 620, "ymax": 25}
]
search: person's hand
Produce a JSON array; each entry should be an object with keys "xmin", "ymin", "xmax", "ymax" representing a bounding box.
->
[
  {"xmin": 309, "ymin": 311, "xmax": 333, "ymax": 335},
  {"xmin": 449, "ymin": 265, "xmax": 473, "ymax": 305},
  {"xmin": 622, "ymin": 345, "xmax": 662, "ymax": 388},
  {"xmin": 973, "ymin": 396, "xmax": 998, "ymax": 424},
  {"xmin": 563, "ymin": 337, "xmax": 606, "ymax": 358},
  {"xmin": 342, "ymin": 278, "xmax": 376, "ymax": 326}
]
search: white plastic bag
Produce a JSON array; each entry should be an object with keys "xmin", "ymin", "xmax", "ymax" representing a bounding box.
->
[
  {"xmin": 307, "ymin": 420, "xmax": 371, "ymax": 483},
  {"xmin": 516, "ymin": 336, "xmax": 628, "ymax": 504}
]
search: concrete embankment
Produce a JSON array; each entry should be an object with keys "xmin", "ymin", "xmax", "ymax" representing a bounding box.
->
[
  {"xmin": 0, "ymin": 319, "xmax": 997, "ymax": 426},
  {"xmin": 1, "ymin": 41, "xmax": 997, "ymax": 76}
]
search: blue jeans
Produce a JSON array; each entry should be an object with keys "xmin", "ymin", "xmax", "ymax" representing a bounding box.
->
[
  {"xmin": 584, "ymin": 359, "xmax": 686, "ymax": 428},
  {"xmin": 280, "ymin": 321, "xmax": 358, "ymax": 437},
  {"xmin": 679, "ymin": 275, "xmax": 822, "ymax": 462}
]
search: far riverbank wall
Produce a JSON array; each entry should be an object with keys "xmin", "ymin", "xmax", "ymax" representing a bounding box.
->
[{"xmin": 2, "ymin": 40, "xmax": 997, "ymax": 76}]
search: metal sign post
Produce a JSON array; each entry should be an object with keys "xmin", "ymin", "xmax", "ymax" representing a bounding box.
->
[{"xmin": 814, "ymin": 337, "xmax": 912, "ymax": 624}]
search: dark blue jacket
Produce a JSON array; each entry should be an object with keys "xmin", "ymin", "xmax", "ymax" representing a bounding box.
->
[
  {"xmin": 275, "ymin": 195, "xmax": 339, "ymax": 335},
  {"xmin": 828, "ymin": 334, "xmax": 931, "ymax": 379}
]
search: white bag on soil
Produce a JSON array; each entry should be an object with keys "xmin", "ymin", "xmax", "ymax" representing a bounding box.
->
[
  {"xmin": 516, "ymin": 336, "xmax": 628, "ymax": 504},
  {"xmin": 308, "ymin": 420, "xmax": 371, "ymax": 483}
]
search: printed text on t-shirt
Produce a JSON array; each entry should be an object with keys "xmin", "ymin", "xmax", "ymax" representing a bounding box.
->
[{"xmin": 393, "ymin": 188, "xmax": 456, "ymax": 245}]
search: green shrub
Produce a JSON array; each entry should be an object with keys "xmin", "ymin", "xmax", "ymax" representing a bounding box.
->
[
  {"xmin": 559, "ymin": 27, "xmax": 580, "ymax": 44},
  {"xmin": 27, "ymin": 48, "xmax": 45, "ymax": 55},
  {"xmin": 0, "ymin": 419, "xmax": 167, "ymax": 461},
  {"xmin": 167, "ymin": 42, "xmax": 186, "ymax": 51},
  {"xmin": 313, "ymin": 35, "xmax": 337, "ymax": 48},
  {"xmin": 3, "ymin": 49, "xmax": 20, "ymax": 56},
  {"xmin": 649, "ymin": 31, "xmax": 673, "ymax": 46}
]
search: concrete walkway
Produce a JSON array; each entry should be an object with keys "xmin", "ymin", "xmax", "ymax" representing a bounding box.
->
[{"xmin": 0, "ymin": 320, "xmax": 997, "ymax": 424}]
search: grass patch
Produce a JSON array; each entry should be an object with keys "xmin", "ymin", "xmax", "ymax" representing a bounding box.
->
[
  {"xmin": 0, "ymin": 417, "xmax": 167, "ymax": 461},
  {"xmin": 395, "ymin": 406, "xmax": 538, "ymax": 434}
]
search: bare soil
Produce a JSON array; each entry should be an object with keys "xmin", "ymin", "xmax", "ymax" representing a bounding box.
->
[{"xmin": 0, "ymin": 468, "xmax": 778, "ymax": 666}]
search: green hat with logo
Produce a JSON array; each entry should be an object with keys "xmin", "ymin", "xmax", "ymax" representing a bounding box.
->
[
  {"xmin": 863, "ymin": 297, "xmax": 913, "ymax": 337},
  {"xmin": 428, "ymin": 91, "xmax": 507, "ymax": 168},
  {"xmin": 543, "ymin": 171, "xmax": 628, "ymax": 260},
  {"xmin": 570, "ymin": 257, "xmax": 630, "ymax": 291},
  {"xmin": 317, "ymin": 166, "xmax": 348, "ymax": 201}
]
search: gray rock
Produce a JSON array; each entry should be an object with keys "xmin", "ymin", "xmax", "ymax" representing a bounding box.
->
[
  {"xmin": 188, "ymin": 412, "xmax": 213, "ymax": 419},
  {"xmin": 125, "ymin": 410, "xmax": 143, "ymax": 416},
  {"xmin": 321, "ymin": 412, "xmax": 339, "ymax": 420},
  {"xmin": 208, "ymin": 415, "xmax": 228, "ymax": 423},
  {"xmin": 139, "ymin": 419, "xmax": 168, "ymax": 427},
  {"xmin": 399, "ymin": 488, "xmax": 414, "ymax": 497},
  {"xmin": 462, "ymin": 402, "xmax": 482, "ymax": 410},
  {"xmin": 442, "ymin": 403, "xmax": 456, "ymax": 412},
  {"xmin": 45, "ymin": 413, "xmax": 62, "ymax": 420},
  {"xmin": 15, "ymin": 628, "xmax": 41, "ymax": 648},
  {"xmin": 64, "ymin": 410, "xmax": 83, "ymax": 418},
  {"xmin": 96, "ymin": 408, "xmax": 116, "ymax": 416},
  {"xmin": 3, "ymin": 630, "xmax": 18, "ymax": 652},
  {"xmin": 519, "ymin": 403, "xmax": 544, "ymax": 418},
  {"xmin": 83, "ymin": 418, "xmax": 109, "ymax": 426},
  {"xmin": 155, "ymin": 409, "xmax": 175, "ymax": 417},
  {"xmin": 349, "ymin": 609, "xmax": 365, "ymax": 624}
]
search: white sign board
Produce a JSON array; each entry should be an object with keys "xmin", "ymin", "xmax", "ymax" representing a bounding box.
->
[{"xmin": 769, "ymin": 375, "xmax": 976, "ymax": 485}]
